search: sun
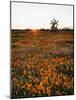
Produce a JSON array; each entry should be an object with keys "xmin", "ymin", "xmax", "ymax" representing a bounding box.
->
[
  {"xmin": 32, "ymin": 29, "xmax": 37, "ymax": 35},
  {"xmin": 32, "ymin": 28, "xmax": 37, "ymax": 31}
]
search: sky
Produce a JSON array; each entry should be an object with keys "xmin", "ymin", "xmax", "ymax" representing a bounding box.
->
[{"xmin": 11, "ymin": 2, "xmax": 73, "ymax": 29}]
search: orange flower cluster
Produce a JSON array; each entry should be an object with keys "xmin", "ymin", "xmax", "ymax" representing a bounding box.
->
[
  {"xmin": 11, "ymin": 30, "xmax": 74, "ymax": 98},
  {"xmin": 11, "ymin": 54, "xmax": 74, "ymax": 98}
]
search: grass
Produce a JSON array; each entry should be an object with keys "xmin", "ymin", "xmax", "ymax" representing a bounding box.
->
[{"xmin": 11, "ymin": 30, "xmax": 74, "ymax": 98}]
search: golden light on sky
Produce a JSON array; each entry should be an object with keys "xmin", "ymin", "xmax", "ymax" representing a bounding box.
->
[{"xmin": 11, "ymin": 2, "xmax": 73, "ymax": 29}]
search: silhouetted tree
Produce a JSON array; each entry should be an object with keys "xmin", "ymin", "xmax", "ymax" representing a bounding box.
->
[{"xmin": 50, "ymin": 18, "xmax": 58, "ymax": 31}]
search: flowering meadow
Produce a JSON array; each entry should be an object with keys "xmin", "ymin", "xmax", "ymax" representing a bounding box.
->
[{"xmin": 11, "ymin": 30, "xmax": 74, "ymax": 98}]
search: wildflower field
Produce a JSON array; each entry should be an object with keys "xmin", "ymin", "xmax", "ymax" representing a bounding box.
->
[{"xmin": 11, "ymin": 30, "xmax": 74, "ymax": 98}]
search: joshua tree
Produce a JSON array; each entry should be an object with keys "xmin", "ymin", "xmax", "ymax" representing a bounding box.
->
[{"xmin": 50, "ymin": 18, "xmax": 58, "ymax": 31}]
